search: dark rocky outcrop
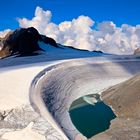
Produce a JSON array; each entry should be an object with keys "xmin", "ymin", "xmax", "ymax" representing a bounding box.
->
[
  {"xmin": 39, "ymin": 35, "xmax": 58, "ymax": 47},
  {"xmin": 0, "ymin": 27, "xmax": 41, "ymax": 57},
  {"xmin": 92, "ymin": 50, "xmax": 103, "ymax": 53},
  {"xmin": 0, "ymin": 26, "xmax": 103, "ymax": 59},
  {"xmin": 0, "ymin": 27, "xmax": 58, "ymax": 58}
]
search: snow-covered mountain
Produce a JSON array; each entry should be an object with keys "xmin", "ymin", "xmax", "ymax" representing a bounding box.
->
[
  {"xmin": 0, "ymin": 27, "xmax": 140, "ymax": 140},
  {"xmin": 0, "ymin": 27, "xmax": 104, "ymax": 59}
]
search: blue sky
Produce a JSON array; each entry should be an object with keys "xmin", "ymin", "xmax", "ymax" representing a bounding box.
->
[{"xmin": 0, "ymin": 0, "xmax": 140, "ymax": 30}]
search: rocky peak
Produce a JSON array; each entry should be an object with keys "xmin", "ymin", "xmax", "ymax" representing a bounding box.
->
[{"xmin": 0, "ymin": 27, "xmax": 58, "ymax": 58}]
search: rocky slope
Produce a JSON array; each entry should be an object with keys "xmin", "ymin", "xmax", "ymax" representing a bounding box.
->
[
  {"xmin": 90, "ymin": 73, "xmax": 140, "ymax": 140},
  {"xmin": 0, "ymin": 27, "xmax": 102, "ymax": 59},
  {"xmin": 0, "ymin": 27, "xmax": 58, "ymax": 58}
]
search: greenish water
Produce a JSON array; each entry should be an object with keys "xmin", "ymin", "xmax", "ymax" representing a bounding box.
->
[{"xmin": 69, "ymin": 100, "xmax": 116, "ymax": 138}]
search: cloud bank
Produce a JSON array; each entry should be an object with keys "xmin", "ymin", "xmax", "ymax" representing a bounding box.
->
[{"xmin": 1, "ymin": 6, "xmax": 140, "ymax": 54}]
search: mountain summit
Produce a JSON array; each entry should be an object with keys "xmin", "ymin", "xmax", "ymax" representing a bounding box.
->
[
  {"xmin": 0, "ymin": 27, "xmax": 103, "ymax": 59},
  {"xmin": 0, "ymin": 27, "xmax": 58, "ymax": 58}
]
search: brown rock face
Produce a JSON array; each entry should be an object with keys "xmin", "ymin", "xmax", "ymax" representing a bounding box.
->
[
  {"xmin": 102, "ymin": 73, "xmax": 140, "ymax": 119},
  {"xmin": 1, "ymin": 27, "xmax": 41, "ymax": 57},
  {"xmin": 90, "ymin": 73, "xmax": 140, "ymax": 140},
  {"xmin": 0, "ymin": 27, "xmax": 58, "ymax": 58}
]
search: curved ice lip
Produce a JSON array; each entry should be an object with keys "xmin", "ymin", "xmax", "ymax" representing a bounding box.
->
[
  {"xmin": 83, "ymin": 94, "xmax": 100, "ymax": 106},
  {"xmin": 29, "ymin": 58, "xmax": 140, "ymax": 140}
]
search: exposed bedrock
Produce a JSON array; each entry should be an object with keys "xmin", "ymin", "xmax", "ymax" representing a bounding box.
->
[
  {"xmin": 0, "ymin": 27, "xmax": 58, "ymax": 58},
  {"xmin": 90, "ymin": 73, "xmax": 140, "ymax": 140},
  {"xmin": 30, "ymin": 58, "xmax": 140, "ymax": 140}
]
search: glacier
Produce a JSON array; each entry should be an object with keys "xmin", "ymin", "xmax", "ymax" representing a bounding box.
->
[{"xmin": 0, "ymin": 42, "xmax": 140, "ymax": 140}]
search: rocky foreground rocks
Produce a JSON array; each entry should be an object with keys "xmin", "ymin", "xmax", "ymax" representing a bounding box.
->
[{"xmin": 0, "ymin": 105, "xmax": 62, "ymax": 140}]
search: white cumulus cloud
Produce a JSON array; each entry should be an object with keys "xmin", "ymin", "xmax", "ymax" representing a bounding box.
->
[{"xmin": 5, "ymin": 6, "xmax": 140, "ymax": 54}]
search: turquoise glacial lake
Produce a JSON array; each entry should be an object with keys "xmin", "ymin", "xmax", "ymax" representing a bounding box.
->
[{"xmin": 69, "ymin": 96, "xmax": 116, "ymax": 138}]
